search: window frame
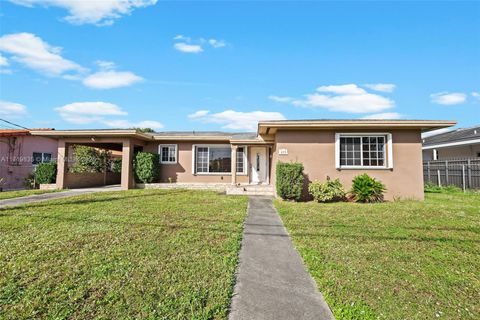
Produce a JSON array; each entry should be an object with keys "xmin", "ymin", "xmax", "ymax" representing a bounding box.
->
[
  {"xmin": 235, "ymin": 146, "xmax": 248, "ymax": 175},
  {"xmin": 32, "ymin": 152, "xmax": 53, "ymax": 165},
  {"xmin": 191, "ymin": 144, "xmax": 247, "ymax": 175},
  {"xmin": 335, "ymin": 133, "xmax": 393, "ymax": 170},
  {"xmin": 159, "ymin": 144, "xmax": 178, "ymax": 164}
]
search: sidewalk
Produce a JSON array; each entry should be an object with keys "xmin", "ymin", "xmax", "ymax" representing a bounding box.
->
[{"xmin": 229, "ymin": 196, "xmax": 334, "ymax": 320}]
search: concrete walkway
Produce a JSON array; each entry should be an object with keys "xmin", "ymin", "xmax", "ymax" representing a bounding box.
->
[
  {"xmin": 229, "ymin": 196, "xmax": 334, "ymax": 320},
  {"xmin": 0, "ymin": 185, "xmax": 122, "ymax": 208}
]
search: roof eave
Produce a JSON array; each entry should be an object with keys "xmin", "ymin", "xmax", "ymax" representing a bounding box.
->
[
  {"xmin": 257, "ymin": 120, "xmax": 457, "ymax": 135},
  {"xmin": 30, "ymin": 130, "xmax": 154, "ymax": 141}
]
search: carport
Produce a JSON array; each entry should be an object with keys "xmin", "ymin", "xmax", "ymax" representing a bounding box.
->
[{"xmin": 30, "ymin": 130, "xmax": 154, "ymax": 190}]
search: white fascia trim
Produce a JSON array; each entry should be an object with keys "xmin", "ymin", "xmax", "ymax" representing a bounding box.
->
[
  {"xmin": 335, "ymin": 133, "xmax": 340, "ymax": 169},
  {"xmin": 422, "ymin": 138, "xmax": 480, "ymax": 150}
]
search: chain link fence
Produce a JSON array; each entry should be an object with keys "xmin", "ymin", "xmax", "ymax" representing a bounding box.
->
[{"xmin": 423, "ymin": 158, "xmax": 480, "ymax": 190}]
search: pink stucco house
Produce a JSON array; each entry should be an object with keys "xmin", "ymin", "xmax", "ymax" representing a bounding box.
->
[
  {"xmin": 31, "ymin": 119, "xmax": 456, "ymax": 200},
  {"xmin": 0, "ymin": 129, "xmax": 58, "ymax": 190}
]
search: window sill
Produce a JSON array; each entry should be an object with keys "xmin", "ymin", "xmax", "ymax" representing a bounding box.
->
[
  {"xmin": 194, "ymin": 173, "xmax": 248, "ymax": 176},
  {"xmin": 160, "ymin": 162, "xmax": 177, "ymax": 165},
  {"xmin": 337, "ymin": 166, "xmax": 392, "ymax": 170}
]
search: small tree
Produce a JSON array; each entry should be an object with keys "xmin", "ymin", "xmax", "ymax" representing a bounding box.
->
[
  {"xmin": 135, "ymin": 128, "xmax": 155, "ymax": 133},
  {"xmin": 70, "ymin": 146, "xmax": 112, "ymax": 173},
  {"xmin": 134, "ymin": 152, "xmax": 160, "ymax": 183},
  {"xmin": 276, "ymin": 162, "xmax": 304, "ymax": 201},
  {"xmin": 35, "ymin": 162, "xmax": 57, "ymax": 184}
]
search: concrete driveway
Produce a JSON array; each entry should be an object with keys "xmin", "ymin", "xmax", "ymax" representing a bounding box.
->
[{"xmin": 0, "ymin": 185, "xmax": 122, "ymax": 208}]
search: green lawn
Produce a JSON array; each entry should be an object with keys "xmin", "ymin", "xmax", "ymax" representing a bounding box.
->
[
  {"xmin": 275, "ymin": 192, "xmax": 480, "ymax": 320},
  {"xmin": 0, "ymin": 189, "xmax": 61, "ymax": 200},
  {"xmin": 0, "ymin": 189, "xmax": 248, "ymax": 319}
]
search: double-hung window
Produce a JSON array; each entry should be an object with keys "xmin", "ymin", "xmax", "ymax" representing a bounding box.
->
[
  {"xmin": 32, "ymin": 152, "xmax": 52, "ymax": 165},
  {"xmin": 236, "ymin": 147, "xmax": 246, "ymax": 174},
  {"xmin": 335, "ymin": 133, "xmax": 392, "ymax": 169},
  {"xmin": 159, "ymin": 144, "xmax": 177, "ymax": 164},
  {"xmin": 193, "ymin": 145, "xmax": 246, "ymax": 174}
]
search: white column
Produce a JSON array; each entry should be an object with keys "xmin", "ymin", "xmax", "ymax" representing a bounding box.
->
[{"xmin": 231, "ymin": 145, "xmax": 237, "ymax": 185}]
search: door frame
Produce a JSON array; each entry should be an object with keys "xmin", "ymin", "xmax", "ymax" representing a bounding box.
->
[{"xmin": 249, "ymin": 146, "xmax": 269, "ymax": 185}]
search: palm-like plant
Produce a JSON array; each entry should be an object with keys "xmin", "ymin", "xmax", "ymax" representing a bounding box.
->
[{"xmin": 350, "ymin": 173, "xmax": 386, "ymax": 203}]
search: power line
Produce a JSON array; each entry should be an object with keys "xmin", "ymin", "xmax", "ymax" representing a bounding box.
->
[{"xmin": 0, "ymin": 118, "xmax": 30, "ymax": 130}]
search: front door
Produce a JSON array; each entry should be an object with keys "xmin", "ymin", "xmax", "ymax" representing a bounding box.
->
[{"xmin": 250, "ymin": 147, "xmax": 267, "ymax": 184}]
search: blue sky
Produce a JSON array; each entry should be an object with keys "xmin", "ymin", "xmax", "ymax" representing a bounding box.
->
[{"xmin": 0, "ymin": 1, "xmax": 479, "ymax": 133}]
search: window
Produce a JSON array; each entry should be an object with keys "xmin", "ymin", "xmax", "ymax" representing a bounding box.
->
[
  {"xmin": 193, "ymin": 145, "xmax": 247, "ymax": 174},
  {"xmin": 159, "ymin": 145, "xmax": 177, "ymax": 164},
  {"xmin": 32, "ymin": 152, "xmax": 52, "ymax": 165},
  {"xmin": 236, "ymin": 147, "xmax": 245, "ymax": 174},
  {"xmin": 209, "ymin": 147, "xmax": 231, "ymax": 173},
  {"xmin": 336, "ymin": 134, "xmax": 392, "ymax": 169}
]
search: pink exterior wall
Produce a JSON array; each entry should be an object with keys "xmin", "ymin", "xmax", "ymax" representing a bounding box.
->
[
  {"xmin": 271, "ymin": 129, "xmax": 425, "ymax": 200},
  {"xmin": 0, "ymin": 136, "xmax": 58, "ymax": 190},
  {"xmin": 144, "ymin": 141, "xmax": 250, "ymax": 184}
]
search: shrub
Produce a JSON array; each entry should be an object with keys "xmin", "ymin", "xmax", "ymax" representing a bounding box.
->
[
  {"xmin": 70, "ymin": 145, "xmax": 112, "ymax": 173},
  {"xmin": 276, "ymin": 162, "xmax": 304, "ymax": 201},
  {"xmin": 309, "ymin": 177, "xmax": 346, "ymax": 202},
  {"xmin": 424, "ymin": 182, "xmax": 462, "ymax": 194},
  {"xmin": 350, "ymin": 173, "xmax": 386, "ymax": 203},
  {"xmin": 112, "ymin": 159, "xmax": 122, "ymax": 173},
  {"xmin": 134, "ymin": 152, "xmax": 160, "ymax": 183},
  {"xmin": 35, "ymin": 162, "xmax": 57, "ymax": 184}
]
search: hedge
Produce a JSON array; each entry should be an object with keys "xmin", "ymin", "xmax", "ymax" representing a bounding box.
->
[
  {"xmin": 276, "ymin": 162, "xmax": 304, "ymax": 201},
  {"xmin": 35, "ymin": 162, "xmax": 57, "ymax": 184},
  {"xmin": 134, "ymin": 152, "xmax": 160, "ymax": 183}
]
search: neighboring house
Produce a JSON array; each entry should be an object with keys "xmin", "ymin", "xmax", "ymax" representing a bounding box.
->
[
  {"xmin": 31, "ymin": 119, "xmax": 455, "ymax": 200},
  {"xmin": 422, "ymin": 125, "xmax": 480, "ymax": 160},
  {"xmin": 0, "ymin": 129, "xmax": 58, "ymax": 190}
]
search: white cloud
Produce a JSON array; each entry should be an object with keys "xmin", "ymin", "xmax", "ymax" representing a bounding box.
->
[
  {"xmin": 268, "ymin": 95, "xmax": 294, "ymax": 103},
  {"xmin": 472, "ymin": 92, "xmax": 480, "ymax": 100},
  {"xmin": 287, "ymin": 84, "xmax": 394, "ymax": 113},
  {"xmin": 430, "ymin": 92, "xmax": 467, "ymax": 105},
  {"xmin": 55, "ymin": 101, "xmax": 162, "ymax": 129},
  {"xmin": 173, "ymin": 36, "xmax": 226, "ymax": 53},
  {"xmin": 0, "ymin": 100, "xmax": 27, "ymax": 118},
  {"xmin": 0, "ymin": 32, "xmax": 85, "ymax": 77},
  {"xmin": 0, "ymin": 33, "xmax": 143, "ymax": 89},
  {"xmin": 173, "ymin": 42, "xmax": 203, "ymax": 54},
  {"xmin": 0, "ymin": 54, "xmax": 8, "ymax": 66},
  {"xmin": 173, "ymin": 35, "xmax": 191, "ymax": 41},
  {"xmin": 56, "ymin": 102, "xmax": 127, "ymax": 124},
  {"xmin": 189, "ymin": 109, "xmax": 286, "ymax": 131},
  {"xmin": 9, "ymin": 0, "xmax": 158, "ymax": 26},
  {"xmin": 208, "ymin": 39, "xmax": 226, "ymax": 48},
  {"xmin": 364, "ymin": 83, "xmax": 396, "ymax": 93},
  {"xmin": 188, "ymin": 110, "xmax": 209, "ymax": 119},
  {"xmin": 362, "ymin": 112, "xmax": 402, "ymax": 120},
  {"xmin": 102, "ymin": 119, "xmax": 163, "ymax": 130},
  {"xmin": 317, "ymin": 84, "xmax": 366, "ymax": 95},
  {"xmin": 83, "ymin": 71, "xmax": 143, "ymax": 89}
]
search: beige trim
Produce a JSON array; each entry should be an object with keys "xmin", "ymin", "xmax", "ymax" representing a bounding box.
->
[
  {"xmin": 30, "ymin": 129, "xmax": 154, "ymax": 141},
  {"xmin": 154, "ymin": 135, "xmax": 231, "ymax": 141},
  {"xmin": 258, "ymin": 120, "xmax": 456, "ymax": 135}
]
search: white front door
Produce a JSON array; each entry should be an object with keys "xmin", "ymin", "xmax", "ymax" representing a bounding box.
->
[{"xmin": 250, "ymin": 147, "xmax": 267, "ymax": 184}]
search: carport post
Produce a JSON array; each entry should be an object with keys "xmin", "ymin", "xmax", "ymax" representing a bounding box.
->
[
  {"xmin": 121, "ymin": 139, "xmax": 135, "ymax": 190},
  {"xmin": 56, "ymin": 139, "xmax": 68, "ymax": 189}
]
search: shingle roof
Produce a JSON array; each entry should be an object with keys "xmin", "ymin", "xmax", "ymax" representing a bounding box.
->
[{"xmin": 422, "ymin": 125, "xmax": 480, "ymax": 146}]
